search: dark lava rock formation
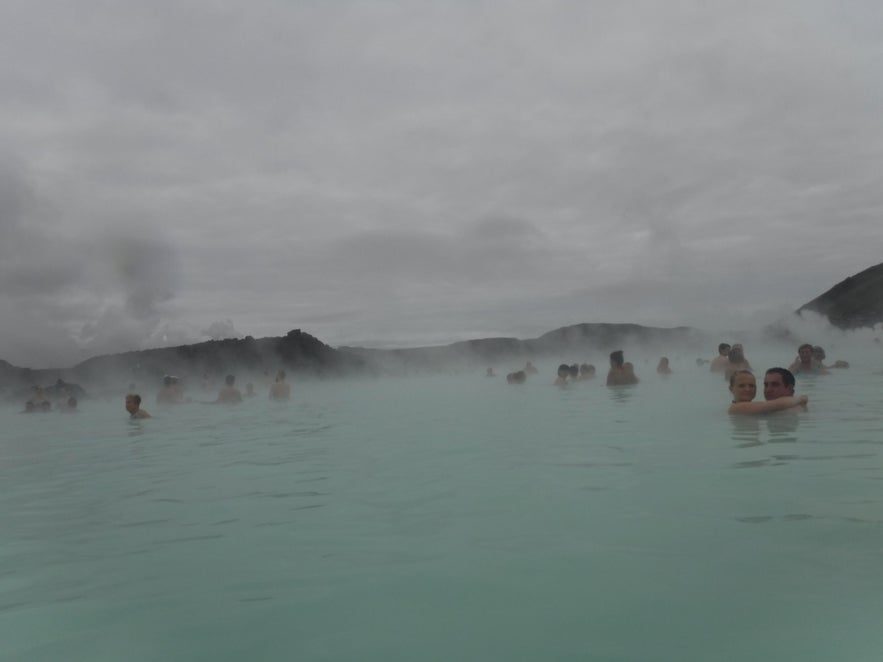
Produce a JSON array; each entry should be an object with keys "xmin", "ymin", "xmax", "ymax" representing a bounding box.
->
[{"xmin": 797, "ymin": 261, "xmax": 883, "ymax": 328}]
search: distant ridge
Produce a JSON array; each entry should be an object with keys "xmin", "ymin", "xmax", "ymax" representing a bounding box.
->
[
  {"xmin": 0, "ymin": 330, "xmax": 367, "ymax": 396},
  {"xmin": 341, "ymin": 323, "xmax": 705, "ymax": 373},
  {"xmin": 6, "ymin": 257, "xmax": 883, "ymax": 395},
  {"xmin": 1, "ymin": 323, "xmax": 703, "ymax": 394},
  {"xmin": 797, "ymin": 261, "xmax": 883, "ymax": 328}
]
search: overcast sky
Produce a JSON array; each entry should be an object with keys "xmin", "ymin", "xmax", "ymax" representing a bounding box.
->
[{"xmin": 2, "ymin": 1, "xmax": 882, "ymax": 367}]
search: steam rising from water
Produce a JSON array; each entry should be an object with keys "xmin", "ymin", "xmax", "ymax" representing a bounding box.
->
[{"xmin": 0, "ymin": 158, "xmax": 191, "ymax": 366}]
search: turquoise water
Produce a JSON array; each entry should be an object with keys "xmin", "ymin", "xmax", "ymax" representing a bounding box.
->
[{"xmin": 2, "ymin": 352, "xmax": 883, "ymax": 661}]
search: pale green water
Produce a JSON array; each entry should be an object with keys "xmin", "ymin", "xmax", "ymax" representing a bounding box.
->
[{"xmin": 2, "ymin": 354, "xmax": 883, "ymax": 661}]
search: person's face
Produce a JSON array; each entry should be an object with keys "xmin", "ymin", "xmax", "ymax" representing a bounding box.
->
[
  {"xmin": 125, "ymin": 396, "xmax": 137, "ymax": 414},
  {"xmin": 729, "ymin": 373, "xmax": 757, "ymax": 402},
  {"xmin": 798, "ymin": 346, "xmax": 813, "ymax": 362},
  {"xmin": 763, "ymin": 373, "xmax": 793, "ymax": 401}
]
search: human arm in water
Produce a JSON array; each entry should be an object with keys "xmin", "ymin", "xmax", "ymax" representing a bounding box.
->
[{"xmin": 728, "ymin": 395, "xmax": 808, "ymax": 415}]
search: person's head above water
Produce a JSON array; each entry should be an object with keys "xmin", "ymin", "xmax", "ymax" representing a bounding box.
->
[
  {"xmin": 225, "ymin": 374, "xmax": 236, "ymax": 386},
  {"xmin": 797, "ymin": 343, "xmax": 814, "ymax": 363},
  {"xmin": 718, "ymin": 343, "xmax": 731, "ymax": 356},
  {"xmin": 728, "ymin": 370, "xmax": 756, "ymax": 401},
  {"xmin": 764, "ymin": 367, "xmax": 795, "ymax": 401},
  {"xmin": 609, "ymin": 350, "xmax": 624, "ymax": 367},
  {"xmin": 728, "ymin": 369, "xmax": 754, "ymax": 387},
  {"xmin": 125, "ymin": 393, "xmax": 149, "ymax": 418}
]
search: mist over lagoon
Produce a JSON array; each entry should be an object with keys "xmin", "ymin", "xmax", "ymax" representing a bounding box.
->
[{"xmin": 4, "ymin": 1, "xmax": 883, "ymax": 659}]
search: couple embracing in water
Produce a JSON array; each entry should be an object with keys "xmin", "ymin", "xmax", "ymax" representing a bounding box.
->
[{"xmin": 728, "ymin": 367, "xmax": 808, "ymax": 415}]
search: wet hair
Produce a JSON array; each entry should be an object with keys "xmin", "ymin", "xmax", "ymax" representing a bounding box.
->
[
  {"xmin": 812, "ymin": 345, "xmax": 826, "ymax": 359},
  {"xmin": 225, "ymin": 374, "xmax": 235, "ymax": 385},
  {"xmin": 511, "ymin": 370, "xmax": 527, "ymax": 384},
  {"xmin": 764, "ymin": 367, "xmax": 795, "ymax": 389},
  {"xmin": 163, "ymin": 375, "xmax": 173, "ymax": 386},
  {"xmin": 127, "ymin": 393, "xmax": 142, "ymax": 406},
  {"xmin": 798, "ymin": 343, "xmax": 813, "ymax": 354},
  {"xmin": 729, "ymin": 370, "xmax": 754, "ymax": 387},
  {"xmin": 557, "ymin": 364, "xmax": 570, "ymax": 376},
  {"xmin": 569, "ymin": 364, "xmax": 579, "ymax": 378},
  {"xmin": 727, "ymin": 347, "xmax": 744, "ymax": 362},
  {"xmin": 609, "ymin": 350, "xmax": 624, "ymax": 367},
  {"xmin": 718, "ymin": 343, "xmax": 731, "ymax": 354}
]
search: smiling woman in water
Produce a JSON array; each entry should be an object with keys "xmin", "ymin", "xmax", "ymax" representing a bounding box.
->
[{"xmin": 727, "ymin": 370, "xmax": 807, "ymax": 415}]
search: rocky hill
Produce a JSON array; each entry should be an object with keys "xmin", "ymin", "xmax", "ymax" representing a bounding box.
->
[
  {"xmin": 798, "ymin": 261, "xmax": 883, "ymax": 328},
  {"xmin": 1, "ymin": 323, "xmax": 705, "ymax": 396},
  {"xmin": 9, "ymin": 260, "xmax": 882, "ymax": 400},
  {"xmin": 0, "ymin": 329, "xmax": 368, "ymax": 398}
]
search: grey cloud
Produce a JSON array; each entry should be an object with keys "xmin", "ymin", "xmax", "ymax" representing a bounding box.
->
[
  {"xmin": 2, "ymin": 1, "xmax": 883, "ymax": 366},
  {"xmin": 201, "ymin": 319, "xmax": 240, "ymax": 340},
  {"xmin": 107, "ymin": 235, "xmax": 180, "ymax": 319}
]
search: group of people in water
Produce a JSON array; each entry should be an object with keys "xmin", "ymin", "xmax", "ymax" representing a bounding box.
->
[
  {"xmin": 20, "ymin": 340, "xmax": 848, "ymax": 420},
  {"xmin": 707, "ymin": 341, "xmax": 847, "ymax": 415},
  {"xmin": 485, "ymin": 341, "xmax": 848, "ymax": 417},
  {"xmin": 122, "ymin": 370, "xmax": 293, "ymax": 418},
  {"xmin": 708, "ymin": 341, "xmax": 848, "ymax": 378},
  {"xmin": 20, "ymin": 380, "xmax": 80, "ymax": 413},
  {"xmin": 491, "ymin": 350, "xmax": 675, "ymax": 388},
  {"xmin": 21, "ymin": 371, "xmax": 292, "ymax": 417}
]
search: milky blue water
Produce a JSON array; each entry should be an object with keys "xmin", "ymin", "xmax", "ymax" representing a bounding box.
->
[{"xmin": 2, "ymin": 352, "xmax": 883, "ymax": 661}]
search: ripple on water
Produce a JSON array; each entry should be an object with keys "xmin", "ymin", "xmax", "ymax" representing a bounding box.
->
[{"xmin": 2, "ymin": 364, "xmax": 883, "ymax": 659}]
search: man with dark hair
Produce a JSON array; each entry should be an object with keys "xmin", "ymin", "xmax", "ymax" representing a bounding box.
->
[
  {"xmin": 789, "ymin": 343, "xmax": 829, "ymax": 375},
  {"xmin": 763, "ymin": 367, "xmax": 806, "ymax": 411},
  {"xmin": 215, "ymin": 374, "xmax": 243, "ymax": 404},
  {"xmin": 710, "ymin": 343, "xmax": 731, "ymax": 373},
  {"xmin": 606, "ymin": 350, "xmax": 638, "ymax": 386}
]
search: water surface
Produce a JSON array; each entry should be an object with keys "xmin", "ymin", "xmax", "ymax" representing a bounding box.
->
[{"xmin": 2, "ymin": 354, "xmax": 883, "ymax": 661}]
